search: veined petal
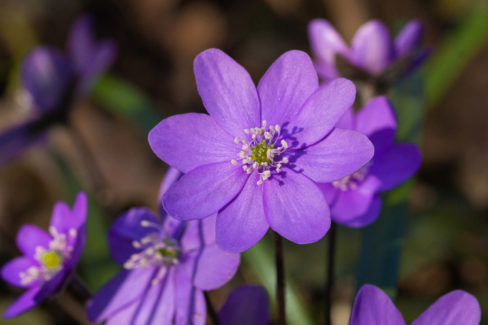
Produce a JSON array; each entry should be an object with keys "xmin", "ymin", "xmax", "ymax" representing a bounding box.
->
[
  {"xmin": 288, "ymin": 78, "xmax": 356, "ymax": 147},
  {"xmin": 194, "ymin": 49, "xmax": 260, "ymax": 137},
  {"xmin": 181, "ymin": 216, "xmax": 217, "ymax": 252},
  {"xmin": 3, "ymin": 286, "xmax": 41, "ymax": 318},
  {"xmin": 217, "ymin": 172, "xmax": 269, "ymax": 252},
  {"xmin": 308, "ymin": 19, "xmax": 348, "ymax": 68},
  {"xmin": 411, "ymin": 290, "xmax": 481, "ymax": 325},
  {"xmin": 350, "ymin": 20, "xmax": 395, "ymax": 75},
  {"xmin": 294, "ymin": 128, "xmax": 374, "ymax": 183},
  {"xmin": 218, "ymin": 285, "xmax": 270, "ymax": 325},
  {"xmin": 263, "ymin": 170, "xmax": 330, "ymax": 244},
  {"xmin": 16, "ymin": 225, "xmax": 51, "ymax": 259},
  {"xmin": 148, "ymin": 113, "xmax": 239, "ymax": 173},
  {"xmin": 163, "ymin": 161, "xmax": 248, "ymax": 220},
  {"xmin": 174, "ymin": 265, "xmax": 206, "ymax": 325},
  {"xmin": 350, "ymin": 284, "xmax": 406, "ymax": 325},
  {"xmin": 258, "ymin": 50, "xmax": 318, "ymax": 127},
  {"xmin": 1, "ymin": 257, "xmax": 37, "ymax": 288},
  {"xmin": 395, "ymin": 20, "xmax": 423, "ymax": 57}
]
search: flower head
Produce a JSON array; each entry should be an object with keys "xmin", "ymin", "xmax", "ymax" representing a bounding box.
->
[
  {"xmin": 1, "ymin": 192, "xmax": 87, "ymax": 318},
  {"xmin": 308, "ymin": 19, "xmax": 429, "ymax": 83},
  {"xmin": 149, "ymin": 49, "xmax": 374, "ymax": 252},
  {"xmin": 350, "ymin": 284, "xmax": 481, "ymax": 325},
  {"xmin": 87, "ymin": 168, "xmax": 240, "ymax": 324},
  {"xmin": 319, "ymin": 96, "xmax": 421, "ymax": 227},
  {"xmin": 218, "ymin": 285, "xmax": 270, "ymax": 325}
]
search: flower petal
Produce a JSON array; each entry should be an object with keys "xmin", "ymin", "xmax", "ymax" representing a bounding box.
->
[
  {"xmin": 258, "ymin": 50, "xmax": 318, "ymax": 127},
  {"xmin": 181, "ymin": 216, "xmax": 217, "ymax": 252},
  {"xmin": 217, "ymin": 172, "xmax": 269, "ymax": 252},
  {"xmin": 50, "ymin": 192, "xmax": 87, "ymax": 234},
  {"xmin": 350, "ymin": 20, "xmax": 395, "ymax": 75},
  {"xmin": 0, "ymin": 121, "xmax": 47, "ymax": 166},
  {"xmin": 329, "ymin": 189, "xmax": 374, "ymax": 222},
  {"xmin": 21, "ymin": 47, "xmax": 72, "ymax": 113},
  {"xmin": 218, "ymin": 285, "xmax": 270, "ymax": 325},
  {"xmin": 395, "ymin": 20, "xmax": 423, "ymax": 57},
  {"xmin": 67, "ymin": 15, "xmax": 96, "ymax": 74},
  {"xmin": 148, "ymin": 113, "xmax": 239, "ymax": 173},
  {"xmin": 288, "ymin": 78, "xmax": 356, "ymax": 146},
  {"xmin": 3, "ymin": 286, "xmax": 41, "ymax": 318},
  {"xmin": 294, "ymin": 128, "xmax": 374, "ymax": 183},
  {"xmin": 350, "ymin": 284, "xmax": 406, "ymax": 325},
  {"xmin": 163, "ymin": 161, "xmax": 248, "ymax": 220},
  {"xmin": 174, "ymin": 265, "xmax": 206, "ymax": 325},
  {"xmin": 193, "ymin": 48, "xmax": 260, "ymax": 137},
  {"xmin": 263, "ymin": 170, "xmax": 330, "ymax": 244},
  {"xmin": 87, "ymin": 268, "xmax": 157, "ymax": 322},
  {"xmin": 1, "ymin": 257, "xmax": 37, "ymax": 288},
  {"xmin": 334, "ymin": 194, "xmax": 382, "ymax": 228},
  {"xmin": 411, "ymin": 290, "xmax": 481, "ymax": 325},
  {"xmin": 35, "ymin": 269, "xmax": 69, "ymax": 301},
  {"xmin": 16, "ymin": 225, "xmax": 51, "ymax": 259},
  {"xmin": 369, "ymin": 143, "xmax": 421, "ymax": 192}
]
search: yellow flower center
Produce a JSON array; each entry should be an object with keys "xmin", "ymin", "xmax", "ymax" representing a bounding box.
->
[{"xmin": 41, "ymin": 250, "xmax": 63, "ymax": 270}]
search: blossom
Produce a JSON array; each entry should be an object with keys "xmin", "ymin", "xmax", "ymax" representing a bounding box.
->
[
  {"xmin": 350, "ymin": 284, "xmax": 481, "ymax": 325},
  {"xmin": 149, "ymin": 49, "xmax": 374, "ymax": 252},
  {"xmin": 87, "ymin": 168, "xmax": 240, "ymax": 324},
  {"xmin": 319, "ymin": 96, "xmax": 421, "ymax": 227},
  {"xmin": 0, "ymin": 15, "xmax": 116, "ymax": 166},
  {"xmin": 308, "ymin": 19, "xmax": 429, "ymax": 82},
  {"xmin": 1, "ymin": 192, "xmax": 87, "ymax": 318},
  {"xmin": 218, "ymin": 285, "xmax": 269, "ymax": 325}
]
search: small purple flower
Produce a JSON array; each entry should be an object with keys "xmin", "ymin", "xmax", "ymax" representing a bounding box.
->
[
  {"xmin": 1, "ymin": 192, "xmax": 87, "ymax": 318},
  {"xmin": 350, "ymin": 284, "xmax": 481, "ymax": 325},
  {"xmin": 319, "ymin": 96, "xmax": 421, "ymax": 227},
  {"xmin": 87, "ymin": 169, "xmax": 240, "ymax": 324},
  {"xmin": 218, "ymin": 285, "xmax": 270, "ymax": 325},
  {"xmin": 0, "ymin": 15, "xmax": 116, "ymax": 166},
  {"xmin": 308, "ymin": 19, "xmax": 429, "ymax": 82},
  {"xmin": 149, "ymin": 49, "xmax": 374, "ymax": 252}
]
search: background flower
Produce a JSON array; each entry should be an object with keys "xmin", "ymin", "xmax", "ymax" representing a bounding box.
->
[{"xmin": 218, "ymin": 285, "xmax": 270, "ymax": 325}]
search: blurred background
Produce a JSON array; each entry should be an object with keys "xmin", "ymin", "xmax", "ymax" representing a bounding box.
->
[{"xmin": 0, "ymin": 0, "xmax": 487, "ymax": 324}]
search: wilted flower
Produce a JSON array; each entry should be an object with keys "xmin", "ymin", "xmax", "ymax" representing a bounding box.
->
[
  {"xmin": 219, "ymin": 285, "xmax": 270, "ymax": 325},
  {"xmin": 350, "ymin": 284, "xmax": 481, "ymax": 325},
  {"xmin": 0, "ymin": 15, "xmax": 116, "ymax": 165},
  {"xmin": 87, "ymin": 169, "xmax": 240, "ymax": 324},
  {"xmin": 149, "ymin": 49, "xmax": 374, "ymax": 252},
  {"xmin": 308, "ymin": 19, "xmax": 429, "ymax": 84},
  {"xmin": 319, "ymin": 96, "xmax": 421, "ymax": 227},
  {"xmin": 1, "ymin": 192, "xmax": 87, "ymax": 318}
]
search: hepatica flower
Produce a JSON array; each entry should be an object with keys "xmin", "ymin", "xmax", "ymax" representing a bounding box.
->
[
  {"xmin": 149, "ymin": 49, "xmax": 374, "ymax": 252},
  {"xmin": 218, "ymin": 285, "xmax": 270, "ymax": 325},
  {"xmin": 87, "ymin": 169, "xmax": 240, "ymax": 324},
  {"xmin": 1, "ymin": 192, "xmax": 87, "ymax": 318},
  {"xmin": 350, "ymin": 284, "xmax": 481, "ymax": 325},
  {"xmin": 319, "ymin": 96, "xmax": 421, "ymax": 227},
  {"xmin": 308, "ymin": 19, "xmax": 429, "ymax": 82},
  {"xmin": 0, "ymin": 15, "xmax": 116, "ymax": 166}
]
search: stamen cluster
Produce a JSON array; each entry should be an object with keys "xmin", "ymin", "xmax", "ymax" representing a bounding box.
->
[{"xmin": 332, "ymin": 164, "xmax": 370, "ymax": 191}]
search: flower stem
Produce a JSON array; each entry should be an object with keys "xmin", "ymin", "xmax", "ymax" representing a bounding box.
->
[
  {"xmin": 324, "ymin": 224, "xmax": 336, "ymax": 325},
  {"xmin": 274, "ymin": 231, "xmax": 286, "ymax": 325},
  {"xmin": 204, "ymin": 291, "xmax": 221, "ymax": 325},
  {"xmin": 70, "ymin": 272, "xmax": 92, "ymax": 301}
]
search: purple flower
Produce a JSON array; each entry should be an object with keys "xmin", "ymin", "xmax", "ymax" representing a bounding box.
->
[
  {"xmin": 1, "ymin": 192, "xmax": 87, "ymax": 318},
  {"xmin": 149, "ymin": 49, "xmax": 374, "ymax": 252},
  {"xmin": 218, "ymin": 285, "xmax": 270, "ymax": 325},
  {"xmin": 308, "ymin": 19, "xmax": 429, "ymax": 82},
  {"xmin": 350, "ymin": 284, "xmax": 481, "ymax": 325},
  {"xmin": 87, "ymin": 169, "xmax": 240, "ymax": 324},
  {"xmin": 0, "ymin": 15, "xmax": 116, "ymax": 166},
  {"xmin": 319, "ymin": 96, "xmax": 421, "ymax": 227}
]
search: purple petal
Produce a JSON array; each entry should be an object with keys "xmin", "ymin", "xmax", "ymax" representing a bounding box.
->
[
  {"xmin": 349, "ymin": 20, "xmax": 395, "ymax": 75},
  {"xmin": 68, "ymin": 15, "xmax": 95, "ymax": 73},
  {"xmin": 163, "ymin": 161, "xmax": 248, "ymax": 220},
  {"xmin": 263, "ymin": 170, "xmax": 330, "ymax": 244},
  {"xmin": 181, "ymin": 216, "xmax": 217, "ymax": 252},
  {"xmin": 16, "ymin": 225, "xmax": 51, "ymax": 259},
  {"xmin": 148, "ymin": 113, "xmax": 239, "ymax": 173},
  {"xmin": 369, "ymin": 143, "xmax": 421, "ymax": 192},
  {"xmin": 395, "ymin": 20, "xmax": 423, "ymax": 57},
  {"xmin": 308, "ymin": 19, "xmax": 347, "ymax": 80},
  {"xmin": 159, "ymin": 168, "xmax": 183, "ymax": 200},
  {"xmin": 21, "ymin": 47, "xmax": 72, "ymax": 113},
  {"xmin": 350, "ymin": 284, "xmax": 406, "ymax": 325},
  {"xmin": 294, "ymin": 128, "xmax": 374, "ymax": 183},
  {"xmin": 0, "ymin": 121, "xmax": 47, "ymax": 166},
  {"xmin": 356, "ymin": 96, "xmax": 397, "ymax": 155},
  {"xmin": 333, "ymin": 194, "xmax": 382, "ymax": 228},
  {"xmin": 67, "ymin": 224, "xmax": 86, "ymax": 268},
  {"xmin": 50, "ymin": 192, "xmax": 87, "ymax": 234},
  {"xmin": 1, "ymin": 257, "xmax": 37, "ymax": 288},
  {"xmin": 336, "ymin": 107, "xmax": 355, "ymax": 129},
  {"xmin": 87, "ymin": 268, "xmax": 157, "ymax": 322},
  {"xmin": 329, "ymin": 189, "xmax": 374, "ymax": 223},
  {"xmin": 174, "ymin": 265, "xmax": 206, "ymax": 325},
  {"xmin": 108, "ymin": 208, "xmax": 162, "ymax": 265},
  {"xmin": 258, "ymin": 50, "xmax": 318, "ymax": 127},
  {"xmin": 217, "ymin": 172, "xmax": 269, "ymax": 252},
  {"xmin": 288, "ymin": 78, "xmax": 356, "ymax": 146},
  {"xmin": 192, "ymin": 243, "xmax": 240, "ymax": 290},
  {"xmin": 35, "ymin": 269, "xmax": 69, "ymax": 301},
  {"xmin": 219, "ymin": 285, "xmax": 270, "ymax": 325},
  {"xmin": 411, "ymin": 290, "xmax": 481, "ymax": 325},
  {"xmin": 193, "ymin": 48, "xmax": 260, "ymax": 137},
  {"xmin": 3, "ymin": 286, "xmax": 41, "ymax": 318}
]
